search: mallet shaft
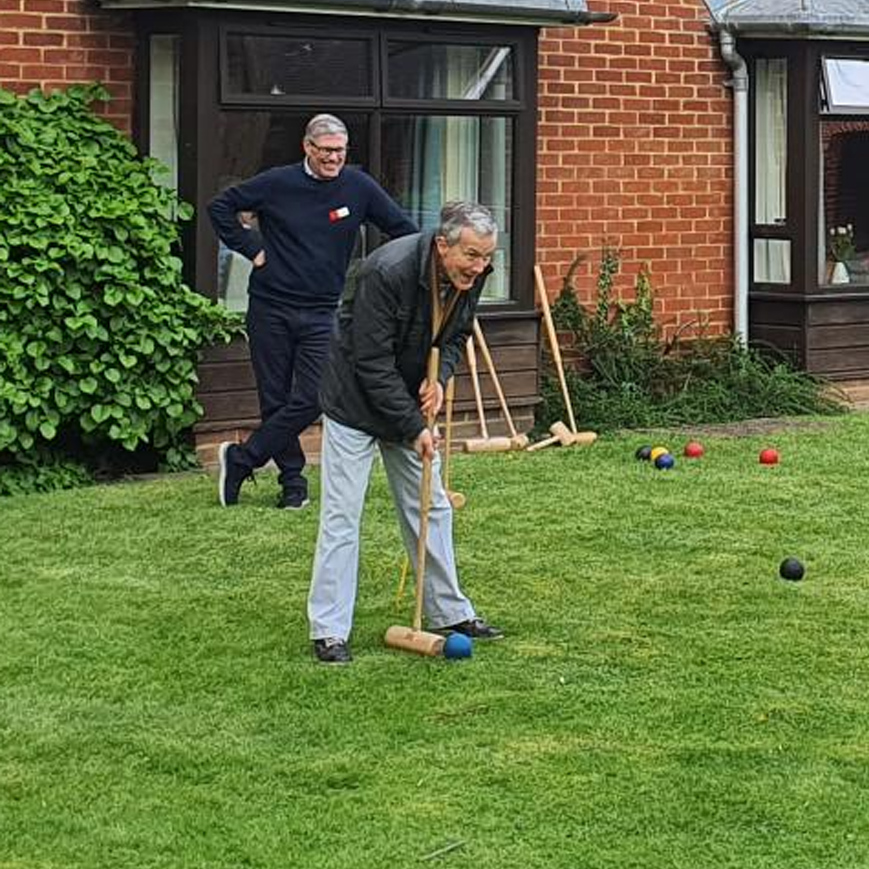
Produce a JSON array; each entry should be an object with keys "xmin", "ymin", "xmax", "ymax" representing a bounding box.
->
[{"xmin": 534, "ymin": 266, "xmax": 578, "ymax": 434}]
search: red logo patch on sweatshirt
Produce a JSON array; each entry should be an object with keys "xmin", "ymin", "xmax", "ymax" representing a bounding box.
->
[{"xmin": 329, "ymin": 206, "xmax": 350, "ymax": 223}]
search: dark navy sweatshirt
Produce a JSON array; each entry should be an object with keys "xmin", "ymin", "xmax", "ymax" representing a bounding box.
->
[{"xmin": 207, "ymin": 163, "xmax": 417, "ymax": 309}]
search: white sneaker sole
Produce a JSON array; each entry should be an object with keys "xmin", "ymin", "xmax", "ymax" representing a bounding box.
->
[{"xmin": 217, "ymin": 441, "xmax": 231, "ymax": 507}]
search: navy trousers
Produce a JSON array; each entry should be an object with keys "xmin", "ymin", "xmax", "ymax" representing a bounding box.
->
[{"xmin": 238, "ymin": 296, "xmax": 335, "ymax": 497}]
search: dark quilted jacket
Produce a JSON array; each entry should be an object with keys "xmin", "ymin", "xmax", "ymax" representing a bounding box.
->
[{"xmin": 319, "ymin": 230, "xmax": 492, "ymax": 443}]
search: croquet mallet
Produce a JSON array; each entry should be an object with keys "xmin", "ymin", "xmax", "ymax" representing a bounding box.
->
[
  {"xmin": 530, "ymin": 265, "xmax": 597, "ymax": 450},
  {"xmin": 463, "ymin": 334, "xmax": 513, "ymax": 453},
  {"xmin": 384, "ymin": 346, "xmax": 447, "ymax": 657},
  {"xmin": 472, "ymin": 318, "xmax": 529, "ymax": 450},
  {"xmin": 527, "ymin": 420, "xmax": 597, "ymax": 451},
  {"xmin": 395, "ymin": 373, "xmax": 463, "ymax": 607},
  {"xmin": 443, "ymin": 375, "xmax": 466, "ymax": 508}
]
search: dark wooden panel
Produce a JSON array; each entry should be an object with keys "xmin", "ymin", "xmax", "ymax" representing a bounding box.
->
[
  {"xmin": 200, "ymin": 337, "xmax": 251, "ymax": 364},
  {"xmin": 749, "ymin": 297, "xmax": 804, "ymax": 327},
  {"xmin": 475, "ymin": 311, "xmax": 539, "ymax": 341},
  {"xmin": 808, "ymin": 298, "xmax": 869, "ymax": 327},
  {"xmin": 808, "ymin": 323, "xmax": 869, "ymax": 350},
  {"xmin": 453, "ymin": 369, "xmax": 539, "ymax": 406},
  {"xmin": 454, "ymin": 344, "xmax": 537, "ymax": 376},
  {"xmin": 197, "ymin": 360, "xmax": 256, "ymax": 393},
  {"xmin": 198, "ymin": 390, "xmax": 261, "ymax": 421},
  {"xmin": 808, "ymin": 346, "xmax": 869, "ymax": 375},
  {"xmin": 195, "ymin": 314, "xmax": 543, "ymax": 431},
  {"xmin": 751, "ymin": 324, "xmax": 803, "ymax": 348}
]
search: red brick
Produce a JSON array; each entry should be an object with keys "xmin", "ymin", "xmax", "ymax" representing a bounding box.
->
[
  {"xmin": 1, "ymin": 46, "xmax": 41, "ymax": 62},
  {"xmin": 27, "ymin": 0, "xmax": 65, "ymax": 11},
  {"xmin": 23, "ymin": 31, "xmax": 63, "ymax": 46},
  {"xmin": 0, "ymin": 12, "xmax": 43, "ymax": 28}
]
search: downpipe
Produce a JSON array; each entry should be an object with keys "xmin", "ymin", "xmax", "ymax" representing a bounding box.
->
[{"xmin": 718, "ymin": 29, "xmax": 749, "ymax": 345}]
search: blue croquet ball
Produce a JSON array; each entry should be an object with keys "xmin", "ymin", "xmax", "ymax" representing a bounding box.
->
[
  {"xmin": 779, "ymin": 557, "xmax": 805, "ymax": 581},
  {"xmin": 443, "ymin": 632, "xmax": 473, "ymax": 660},
  {"xmin": 655, "ymin": 453, "xmax": 675, "ymax": 470},
  {"xmin": 635, "ymin": 445, "xmax": 653, "ymax": 461}
]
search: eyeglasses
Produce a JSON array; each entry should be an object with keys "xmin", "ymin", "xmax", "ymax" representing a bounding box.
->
[
  {"xmin": 307, "ymin": 142, "xmax": 348, "ymax": 158},
  {"xmin": 458, "ymin": 246, "xmax": 494, "ymax": 266}
]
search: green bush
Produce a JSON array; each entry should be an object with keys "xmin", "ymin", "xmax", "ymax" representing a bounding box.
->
[
  {"xmin": 539, "ymin": 246, "xmax": 848, "ymax": 434},
  {"xmin": 0, "ymin": 84, "xmax": 241, "ymax": 492}
]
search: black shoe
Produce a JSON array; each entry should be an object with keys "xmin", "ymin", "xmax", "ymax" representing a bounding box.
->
[
  {"xmin": 439, "ymin": 618, "xmax": 504, "ymax": 640},
  {"xmin": 218, "ymin": 442, "xmax": 251, "ymax": 507},
  {"xmin": 277, "ymin": 491, "xmax": 311, "ymax": 510},
  {"xmin": 313, "ymin": 638, "xmax": 352, "ymax": 664}
]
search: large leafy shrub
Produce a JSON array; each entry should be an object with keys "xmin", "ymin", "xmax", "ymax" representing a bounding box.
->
[
  {"xmin": 0, "ymin": 84, "xmax": 241, "ymax": 492},
  {"xmin": 538, "ymin": 246, "xmax": 848, "ymax": 434}
]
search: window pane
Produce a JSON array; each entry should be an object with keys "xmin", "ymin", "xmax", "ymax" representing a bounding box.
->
[
  {"xmin": 754, "ymin": 58, "xmax": 787, "ymax": 226},
  {"xmin": 149, "ymin": 35, "xmax": 179, "ymax": 190},
  {"xmin": 387, "ymin": 42, "xmax": 514, "ymax": 101},
  {"xmin": 822, "ymin": 58, "xmax": 869, "ymax": 114},
  {"xmin": 381, "ymin": 115, "xmax": 512, "ymax": 301},
  {"xmin": 212, "ymin": 111, "xmax": 370, "ymax": 311},
  {"xmin": 819, "ymin": 119, "xmax": 869, "ymax": 286},
  {"xmin": 224, "ymin": 35, "xmax": 372, "ymax": 98},
  {"xmin": 754, "ymin": 239, "xmax": 791, "ymax": 284}
]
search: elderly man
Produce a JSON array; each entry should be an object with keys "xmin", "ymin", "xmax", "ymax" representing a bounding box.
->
[
  {"xmin": 308, "ymin": 201, "xmax": 504, "ymax": 664},
  {"xmin": 208, "ymin": 113, "xmax": 417, "ymax": 509}
]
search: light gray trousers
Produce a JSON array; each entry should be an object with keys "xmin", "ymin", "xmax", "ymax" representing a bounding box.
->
[{"xmin": 308, "ymin": 415, "xmax": 476, "ymax": 641}]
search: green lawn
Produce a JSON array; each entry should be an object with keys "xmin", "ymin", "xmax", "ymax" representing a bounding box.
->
[{"xmin": 3, "ymin": 414, "xmax": 869, "ymax": 868}]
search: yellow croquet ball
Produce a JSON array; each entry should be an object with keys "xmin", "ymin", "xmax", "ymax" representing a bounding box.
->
[{"xmin": 650, "ymin": 446, "xmax": 670, "ymax": 462}]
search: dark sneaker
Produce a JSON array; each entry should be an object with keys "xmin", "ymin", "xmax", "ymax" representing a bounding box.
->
[
  {"xmin": 277, "ymin": 491, "xmax": 311, "ymax": 510},
  {"xmin": 313, "ymin": 638, "xmax": 352, "ymax": 664},
  {"xmin": 439, "ymin": 618, "xmax": 504, "ymax": 640},
  {"xmin": 217, "ymin": 442, "xmax": 251, "ymax": 507}
]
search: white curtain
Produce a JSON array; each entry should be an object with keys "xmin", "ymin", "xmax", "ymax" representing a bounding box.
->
[{"xmin": 754, "ymin": 58, "xmax": 790, "ymax": 284}]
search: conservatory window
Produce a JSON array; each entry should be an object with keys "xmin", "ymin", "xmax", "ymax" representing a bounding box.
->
[
  {"xmin": 754, "ymin": 58, "xmax": 790, "ymax": 285},
  {"xmin": 821, "ymin": 58, "xmax": 869, "ymax": 115},
  {"xmin": 381, "ymin": 115, "xmax": 512, "ymax": 300},
  {"xmin": 222, "ymin": 34, "xmax": 375, "ymax": 102},
  {"xmin": 148, "ymin": 35, "xmax": 180, "ymax": 191},
  {"xmin": 819, "ymin": 119, "xmax": 869, "ymax": 286},
  {"xmin": 386, "ymin": 42, "xmax": 515, "ymax": 101}
]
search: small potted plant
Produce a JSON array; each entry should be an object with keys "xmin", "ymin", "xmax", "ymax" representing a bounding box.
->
[{"xmin": 828, "ymin": 223, "xmax": 855, "ymax": 284}]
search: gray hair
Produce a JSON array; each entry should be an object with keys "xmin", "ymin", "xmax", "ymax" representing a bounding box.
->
[
  {"xmin": 305, "ymin": 113, "xmax": 348, "ymax": 143},
  {"xmin": 438, "ymin": 201, "xmax": 498, "ymax": 246}
]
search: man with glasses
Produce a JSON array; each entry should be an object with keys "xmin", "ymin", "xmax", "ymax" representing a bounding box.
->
[
  {"xmin": 209, "ymin": 114, "xmax": 417, "ymax": 510},
  {"xmin": 308, "ymin": 201, "xmax": 504, "ymax": 664}
]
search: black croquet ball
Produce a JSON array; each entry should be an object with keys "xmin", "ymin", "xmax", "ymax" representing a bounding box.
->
[
  {"xmin": 635, "ymin": 445, "xmax": 653, "ymax": 461},
  {"xmin": 779, "ymin": 557, "xmax": 805, "ymax": 581}
]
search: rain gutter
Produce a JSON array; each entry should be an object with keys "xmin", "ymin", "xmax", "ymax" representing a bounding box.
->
[{"xmin": 97, "ymin": 0, "xmax": 619, "ymax": 26}]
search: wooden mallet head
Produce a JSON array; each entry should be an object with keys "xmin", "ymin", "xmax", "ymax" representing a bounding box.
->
[
  {"xmin": 384, "ymin": 625, "xmax": 445, "ymax": 657},
  {"xmin": 527, "ymin": 421, "xmax": 598, "ymax": 451}
]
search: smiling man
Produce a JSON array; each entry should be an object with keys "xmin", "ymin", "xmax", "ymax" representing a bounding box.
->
[
  {"xmin": 208, "ymin": 114, "xmax": 417, "ymax": 510},
  {"xmin": 307, "ymin": 201, "xmax": 503, "ymax": 664}
]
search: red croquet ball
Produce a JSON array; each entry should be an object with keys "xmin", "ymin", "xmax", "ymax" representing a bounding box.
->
[
  {"xmin": 759, "ymin": 448, "xmax": 780, "ymax": 465},
  {"xmin": 684, "ymin": 441, "xmax": 704, "ymax": 458}
]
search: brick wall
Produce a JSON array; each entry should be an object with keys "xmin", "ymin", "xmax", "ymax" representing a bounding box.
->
[
  {"xmin": 0, "ymin": 0, "xmax": 135, "ymax": 133},
  {"xmin": 537, "ymin": 0, "xmax": 733, "ymax": 335}
]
